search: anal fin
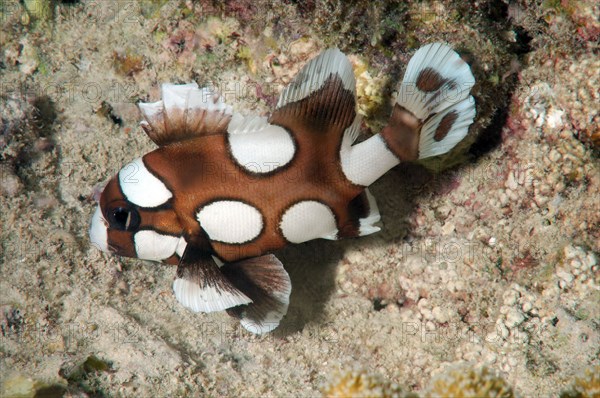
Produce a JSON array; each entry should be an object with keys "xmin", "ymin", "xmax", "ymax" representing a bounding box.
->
[
  {"xmin": 221, "ymin": 254, "xmax": 292, "ymax": 335},
  {"xmin": 338, "ymin": 189, "xmax": 381, "ymax": 238},
  {"xmin": 358, "ymin": 189, "xmax": 381, "ymax": 236}
]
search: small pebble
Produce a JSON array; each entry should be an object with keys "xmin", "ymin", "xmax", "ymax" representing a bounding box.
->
[
  {"xmin": 505, "ymin": 172, "xmax": 518, "ymax": 190},
  {"xmin": 0, "ymin": 165, "xmax": 23, "ymax": 197},
  {"xmin": 558, "ymin": 279, "xmax": 568, "ymax": 289},
  {"xmin": 421, "ymin": 308, "xmax": 433, "ymax": 321},
  {"xmin": 441, "ymin": 222, "xmax": 455, "ymax": 235},
  {"xmin": 505, "ymin": 308, "xmax": 525, "ymax": 328},
  {"xmin": 432, "ymin": 306, "xmax": 449, "ymax": 323},
  {"xmin": 503, "ymin": 290, "xmax": 519, "ymax": 306},
  {"xmin": 484, "ymin": 352, "xmax": 497, "ymax": 364},
  {"xmin": 556, "ymin": 270, "xmax": 574, "ymax": 284}
]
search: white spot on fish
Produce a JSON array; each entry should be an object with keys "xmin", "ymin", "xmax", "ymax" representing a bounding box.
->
[
  {"xmin": 119, "ymin": 157, "xmax": 172, "ymax": 208},
  {"xmin": 197, "ymin": 200, "xmax": 263, "ymax": 244},
  {"xmin": 134, "ymin": 230, "xmax": 181, "ymax": 261},
  {"xmin": 279, "ymin": 201, "xmax": 338, "ymax": 243},
  {"xmin": 227, "ymin": 114, "xmax": 295, "ymax": 173}
]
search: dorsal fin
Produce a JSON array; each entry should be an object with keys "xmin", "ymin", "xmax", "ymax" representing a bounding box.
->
[
  {"xmin": 269, "ymin": 48, "xmax": 358, "ymax": 146},
  {"xmin": 275, "ymin": 48, "xmax": 356, "ymax": 110},
  {"xmin": 139, "ymin": 83, "xmax": 234, "ymax": 146}
]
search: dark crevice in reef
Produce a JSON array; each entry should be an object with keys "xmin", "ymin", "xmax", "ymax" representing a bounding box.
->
[
  {"xmin": 373, "ymin": 298, "xmax": 388, "ymax": 312},
  {"xmin": 511, "ymin": 26, "xmax": 534, "ymax": 56},
  {"xmin": 30, "ymin": 95, "xmax": 58, "ymax": 139},
  {"xmin": 468, "ymin": 94, "xmax": 512, "ymax": 159},
  {"xmin": 9, "ymin": 95, "xmax": 58, "ymax": 191},
  {"xmin": 468, "ymin": 9, "xmax": 535, "ymax": 161}
]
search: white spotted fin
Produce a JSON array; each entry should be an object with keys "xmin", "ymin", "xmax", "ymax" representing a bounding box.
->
[
  {"xmin": 173, "ymin": 253, "xmax": 291, "ymax": 334},
  {"xmin": 397, "ymin": 43, "xmax": 475, "ymax": 119},
  {"xmin": 395, "ymin": 43, "xmax": 476, "ymax": 159},
  {"xmin": 139, "ymin": 83, "xmax": 234, "ymax": 146}
]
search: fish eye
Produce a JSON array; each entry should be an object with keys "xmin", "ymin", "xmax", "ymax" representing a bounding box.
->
[{"xmin": 108, "ymin": 206, "xmax": 140, "ymax": 231}]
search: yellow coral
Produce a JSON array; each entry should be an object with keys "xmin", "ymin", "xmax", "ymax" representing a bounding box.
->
[
  {"xmin": 348, "ymin": 56, "xmax": 386, "ymax": 119},
  {"xmin": 23, "ymin": 0, "xmax": 53, "ymax": 22},
  {"xmin": 560, "ymin": 366, "xmax": 600, "ymax": 398},
  {"xmin": 322, "ymin": 369, "xmax": 416, "ymax": 398},
  {"xmin": 425, "ymin": 366, "xmax": 514, "ymax": 398},
  {"xmin": 0, "ymin": 374, "xmax": 65, "ymax": 398}
]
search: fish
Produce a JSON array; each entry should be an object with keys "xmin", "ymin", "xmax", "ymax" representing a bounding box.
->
[{"xmin": 89, "ymin": 43, "xmax": 476, "ymax": 334}]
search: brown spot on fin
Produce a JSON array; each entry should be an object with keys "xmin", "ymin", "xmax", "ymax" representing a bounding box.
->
[
  {"xmin": 434, "ymin": 111, "xmax": 458, "ymax": 141},
  {"xmin": 222, "ymin": 254, "xmax": 291, "ymax": 334},
  {"xmin": 416, "ymin": 67, "xmax": 449, "ymax": 92},
  {"xmin": 139, "ymin": 83, "xmax": 233, "ymax": 146},
  {"xmin": 419, "ymin": 99, "xmax": 476, "ymax": 158}
]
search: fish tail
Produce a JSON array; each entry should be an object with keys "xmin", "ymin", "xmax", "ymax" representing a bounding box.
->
[
  {"xmin": 381, "ymin": 43, "xmax": 476, "ymax": 161},
  {"xmin": 339, "ymin": 43, "xmax": 476, "ymax": 187}
]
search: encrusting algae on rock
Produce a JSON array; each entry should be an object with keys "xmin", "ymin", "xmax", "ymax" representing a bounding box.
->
[
  {"xmin": 322, "ymin": 365, "xmax": 600, "ymax": 398},
  {"xmin": 424, "ymin": 365, "xmax": 515, "ymax": 398},
  {"xmin": 320, "ymin": 366, "xmax": 514, "ymax": 398},
  {"xmin": 559, "ymin": 366, "xmax": 600, "ymax": 398},
  {"xmin": 22, "ymin": 0, "xmax": 53, "ymax": 23},
  {"xmin": 322, "ymin": 369, "xmax": 417, "ymax": 398}
]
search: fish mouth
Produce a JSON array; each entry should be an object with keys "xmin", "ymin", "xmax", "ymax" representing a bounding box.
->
[{"xmin": 89, "ymin": 206, "xmax": 109, "ymax": 253}]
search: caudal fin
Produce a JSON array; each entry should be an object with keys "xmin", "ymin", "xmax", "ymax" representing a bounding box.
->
[{"xmin": 381, "ymin": 43, "xmax": 476, "ymax": 161}]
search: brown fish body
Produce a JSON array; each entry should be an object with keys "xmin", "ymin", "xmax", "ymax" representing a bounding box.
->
[{"xmin": 145, "ymin": 124, "xmax": 365, "ymax": 262}]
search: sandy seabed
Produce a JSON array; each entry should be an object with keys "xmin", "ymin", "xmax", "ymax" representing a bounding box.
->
[{"xmin": 1, "ymin": 1, "xmax": 598, "ymax": 397}]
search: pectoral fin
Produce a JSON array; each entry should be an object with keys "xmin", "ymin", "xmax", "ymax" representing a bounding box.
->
[
  {"xmin": 173, "ymin": 253, "xmax": 252, "ymax": 313},
  {"xmin": 221, "ymin": 254, "xmax": 292, "ymax": 334}
]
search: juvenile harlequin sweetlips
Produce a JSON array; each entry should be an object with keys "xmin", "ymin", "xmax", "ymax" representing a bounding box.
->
[{"xmin": 90, "ymin": 43, "xmax": 476, "ymax": 334}]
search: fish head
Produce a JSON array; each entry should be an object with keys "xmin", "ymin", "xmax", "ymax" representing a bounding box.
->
[{"xmin": 89, "ymin": 157, "xmax": 185, "ymax": 262}]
